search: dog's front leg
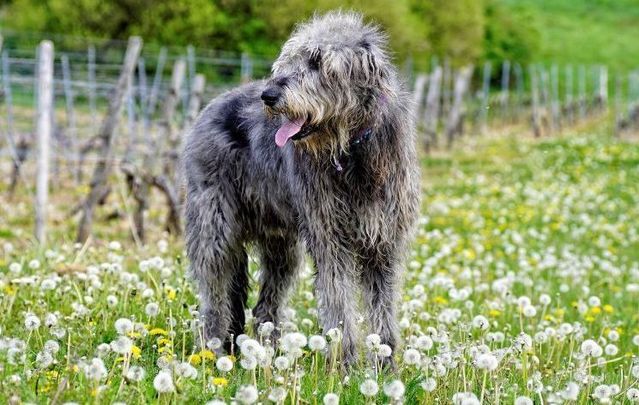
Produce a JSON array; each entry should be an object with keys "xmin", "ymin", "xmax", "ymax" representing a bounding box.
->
[{"xmin": 306, "ymin": 230, "xmax": 360, "ymax": 368}]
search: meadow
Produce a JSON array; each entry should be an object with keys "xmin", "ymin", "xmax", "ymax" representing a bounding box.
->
[{"xmin": 0, "ymin": 130, "xmax": 638, "ymax": 404}]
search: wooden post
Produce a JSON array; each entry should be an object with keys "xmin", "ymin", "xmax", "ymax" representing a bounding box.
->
[
  {"xmin": 500, "ymin": 61, "xmax": 511, "ymax": 118},
  {"xmin": 423, "ymin": 66, "xmax": 443, "ymax": 151},
  {"xmin": 565, "ymin": 65, "xmax": 574, "ymax": 124},
  {"xmin": 446, "ymin": 66, "xmax": 474, "ymax": 148},
  {"xmin": 530, "ymin": 65, "xmax": 542, "ymax": 138},
  {"xmin": 148, "ymin": 47, "xmax": 167, "ymax": 116},
  {"xmin": 77, "ymin": 37, "xmax": 142, "ymax": 243},
  {"xmin": 35, "ymin": 41, "xmax": 54, "ymax": 244},
  {"xmin": 61, "ymin": 54, "xmax": 80, "ymax": 183},
  {"xmin": 539, "ymin": 67, "xmax": 552, "ymax": 134},
  {"xmin": 479, "ymin": 61, "xmax": 492, "ymax": 133},
  {"xmin": 137, "ymin": 57, "xmax": 150, "ymax": 141},
  {"xmin": 160, "ymin": 58, "xmax": 186, "ymax": 175},
  {"xmin": 578, "ymin": 65, "xmax": 587, "ymax": 120},
  {"xmin": 550, "ymin": 64, "xmax": 561, "ymax": 131},
  {"xmin": 513, "ymin": 63, "xmax": 524, "ymax": 118},
  {"xmin": 2, "ymin": 50, "xmax": 16, "ymax": 141},
  {"xmin": 596, "ymin": 65, "xmax": 608, "ymax": 109},
  {"xmin": 185, "ymin": 74, "xmax": 206, "ymax": 128},
  {"xmin": 411, "ymin": 74, "xmax": 428, "ymax": 121},
  {"xmin": 87, "ymin": 45, "xmax": 97, "ymax": 125},
  {"xmin": 614, "ymin": 74, "xmax": 623, "ymax": 137},
  {"xmin": 241, "ymin": 52, "xmax": 253, "ymax": 84}
]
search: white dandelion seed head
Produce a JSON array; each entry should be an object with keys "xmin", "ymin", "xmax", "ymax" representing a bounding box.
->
[
  {"xmin": 206, "ymin": 337, "xmax": 223, "ymax": 351},
  {"xmin": 630, "ymin": 364, "xmax": 639, "ymax": 379},
  {"xmin": 415, "ymin": 335, "xmax": 434, "ymax": 351},
  {"xmin": 145, "ymin": 302, "xmax": 160, "ymax": 317},
  {"xmin": 475, "ymin": 353, "xmax": 498, "ymax": 371},
  {"xmin": 323, "ymin": 393, "xmax": 339, "ymax": 405},
  {"xmin": 522, "ymin": 305, "xmax": 537, "ymax": 318},
  {"xmin": 9, "ymin": 262, "xmax": 22, "ymax": 274},
  {"xmin": 28, "ymin": 259, "xmax": 41, "ymax": 269},
  {"xmin": 235, "ymin": 384, "xmax": 258, "ymax": 404},
  {"xmin": 125, "ymin": 365, "xmax": 146, "ymax": 382},
  {"xmin": 257, "ymin": 321, "xmax": 275, "ymax": 337},
  {"xmin": 472, "ymin": 315, "xmax": 490, "ymax": 331},
  {"xmin": 24, "ymin": 313, "xmax": 41, "ymax": 331},
  {"xmin": 36, "ymin": 351, "xmax": 54, "ymax": 369},
  {"xmin": 514, "ymin": 396, "xmax": 533, "ymax": 405},
  {"xmin": 627, "ymin": 388, "xmax": 639, "ymax": 402},
  {"xmin": 43, "ymin": 340, "xmax": 60, "ymax": 354},
  {"xmin": 377, "ymin": 344, "xmax": 392, "ymax": 358},
  {"xmin": 110, "ymin": 336, "xmax": 133, "ymax": 355},
  {"xmin": 326, "ymin": 328, "xmax": 342, "ymax": 343},
  {"xmin": 421, "ymin": 378, "xmax": 437, "ymax": 392},
  {"xmin": 365, "ymin": 334, "xmax": 381, "ymax": 350},
  {"xmin": 403, "ymin": 348, "xmax": 421, "ymax": 365},
  {"xmin": 592, "ymin": 384, "xmax": 612, "ymax": 400},
  {"xmin": 452, "ymin": 392, "xmax": 479, "ymax": 405},
  {"xmin": 216, "ymin": 356, "xmax": 234, "ymax": 372},
  {"xmin": 274, "ymin": 356, "xmax": 290, "ymax": 371},
  {"xmin": 383, "ymin": 380, "xmax": 405, "ymax": 400},
  {"xmin": 174, "ymin": 362, "xmax": 198, "ymax": 379},
  {"xmin": 240, "ymin": 339, "xmax": 263, "ymax": 359},
  {"xmin": 106, "ymin": 295, "xmax": 118, "ymax": 307},
  {"xmin": 588, "ymin": 296, "xmax": 601, "ymax": 307},
  {"xmin": 240, "ymin": 355, "xmax": 257, "ymax": 370},
  {"xmin": 114, "ymin": 318, "xmax": 133, "ymax": 335},
  {"xmin": 359, "ymin": 379, "xmax": 379, "ymax": 397},
  {"xmin": 153, "ymin": 370, "xmax": 175, "ymax": 393},
  {"xmin": 604, "ymin": 344, "xmax": 618, "ymax": 356},
  {"xmin": 308, "ymin": 335, "xmax": 327, "ymax": 351},
  {"xmin": 581, "ymin": 339, "xmax": 603, "ymax": 357},
  {"xmin": 268, "ymin": 387, "xmax": 287, "ymax": 402},
  {"xmin": 539, "ymin": 294, "xmax": 552, "ymax": 305},
  {"xmin": 84, "ymin": 358, "xmax": 108, "ymax": 381}
]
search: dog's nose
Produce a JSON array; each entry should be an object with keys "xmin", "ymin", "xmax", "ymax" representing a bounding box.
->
[{"xmin": 261, "ymin": 87, "xmax": 281, "ymax": 107}]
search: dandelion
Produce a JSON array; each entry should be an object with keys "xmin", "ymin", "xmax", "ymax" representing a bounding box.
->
[
  {"xmin": 604, "ymin": 344, "xmax": 618, "ymax": 356},
  {"xmin": 9, "ymin": 262, "xmax": 22, "ymax": 274},
  {"xmin": 383, "ymin": 380, "xmax": 405, "ymax": 400},
  {"xmin": 359, "ymin": 379, "xmax": 379, "ymax": 397},
  {"xmin": 174, "ymin": 362, "xmax": 198, "ymax": 379},
  {"xmin": 240, "ymin": 356, "xmax": 257, "ymax": 370},
  {"xmin": 365, "ymin": 333, "xmax": 381, "ymax": 350},
  {"xmin": 28, "ymin": 259, "xmax": 41, "ymax": 269},
  {"xmin": 24, "ymin": 313, "xmax": 41, "ymax": 331},
  {"xmin": 145, "ymin": 302, "xmax": 160, "ymax": 317},
  {"xmin": 421, "ymin": 378, "xmax": 437, "ymax": 392},
  {"xmin": 257, "ymin": 321, "xmax": 275, "ymax": 337},
  {"xmin": 580, "ymin": 339, "xmax": 603, "ymax": 358},
  {"xmin": 207, "ymin": 337, "xmax": 223, "ymax": 351},
  {"xmin": 36, "ymin": 351, "xmax": 54, "ymax": 369},
  {"xmin": 323, "ymin": 393, "xmax": 339, "ymax": 405},
  {"xmin": 110, "ymin": 336, "xmax": 133, "ymax": 355},
  {"xmin": 403, "ymin": 348, "xmax": 421, "ymax": 365},
  {"xmin": 125, "ymin": 365, "xmax": 146, "ymax": 382},
  {"xmin": 153, "ymin": 370, "xmax": 175, "ymax": 393},
  {"xmin": 472, "ymin": 315, "xmax": 489, "ymax": 330},
  {"xmin": 633, "ymin": 335, "xmax": 639, "ymax": 346},
  {"xmin": 592, "ymin": 385, "xmax": 612, "ymax": 402},
  {"xmin": 630, "ymin": 364, "xmax": 639, "ymax": 379},
  {"xmin": 475, "ymin": 353, "xmax": 498, "ymax": 371},
  {"xmin": 274, "ymin": 356, "xmax": 290, "ymax": 371},
  {"xmin": 235, "ymin": 385, "xmax": 258, "ymax": 404},
  {"xmin": 114, "ymin": 318, "xmax": 133, "ymax": 335},
  {"xmin": 539, "ymin": 294, "xmax": 551, "ymax": 305},
  {"xmin": 452, "ymin": 392, "xmax": 479, "ymax": 405},
  {"xmin": 522, "ymin": 305, "xmax": 537, "ymax": 318},
  {"xmin": 415, "ymin": 335, "xmax": 434, "ymax": 350},
  {"xmin": 268, "ymin": 387, "xmax": 287, "ymax": 403},
  {"xmin": 627, "ymin": 388, "xmax": 639, "ymax": 402},
  {"xmin": 514, "ymin": 396, "xmax": 533, "ymax": 405},
  {"xmin": 216, "ymin": 356, "xmax": 234, "ymax": 372},
  {"xmin": 43, "ymin": 340, "xmax": 60, "ymax": 354},
  {"xmin": 106, "ymin": 295, "xmax": 118, "ymax": 307},
  {"xmin": 377, "ymin": 344, "xmax": 392, "ymax": 358},
  {"xmin": 308, "ymin": 335, "xmax": 327, "ymax": 351},
  {"xmin": 84, "ymin": 358, "xmax": 108, "ymax": 381}
]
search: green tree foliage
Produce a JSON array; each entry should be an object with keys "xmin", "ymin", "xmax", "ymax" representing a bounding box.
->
[
  {"xmin": 0, "ymin": 0, "xmax": 541, "ymax": 70},
  {"xmin": 483, "ymin": 0, "xmax": 540, "ymax": 65}
]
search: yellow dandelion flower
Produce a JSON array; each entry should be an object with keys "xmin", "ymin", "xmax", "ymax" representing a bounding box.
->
[
  {"xmin": 488, "ymin": 309, "xmax": 502, "ymax": 318},
  {"xmin": 164, "ymin": 287, "xmax": 177, "ymax": 301},
  {"xmin": 590, "ymin": 306, "xmax": 602, "ymax": 315},
  {"xmin": 131, "ymin": 345, "xmax": 141, "ymax": 359},
  {"xmin": 212, "ymin": 377, "xmax": 228, "ymax": 386},
  {"xmin": 158, "ymin": 346, "xmax": 173, "ymax": 354},
  {"xmin": 150, "ymin": 328, "xmax": 169, "ymax": 336},
  {"xmin": 188, "ymin": 354, "xmax": 202, "ymax": 366},
  {"xmin": 200, "ymin": 350, "xmax": 216, "ymax": 361},
  {"xmin": 127, "ymin": 331, "xmax": 142, "ymax": 339},
  {"xmin": 157, "ymin": 337, "xmax": 172, "ymax": 346},
  {"xmin": 433, "ymin": 296, "xmax": 448, "ymax": 305},
  {"xmin": 585, "ymin": 316, "xmax": 595, "ymax": 323},
  {"xmin": 603, "ymin": 305, "xmax": 613, "ymax": 314}
]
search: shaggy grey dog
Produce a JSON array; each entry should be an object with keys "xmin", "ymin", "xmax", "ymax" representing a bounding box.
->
[{"xmin": 184, "ymin": 11, "xmax": 419, "ymax": 366}]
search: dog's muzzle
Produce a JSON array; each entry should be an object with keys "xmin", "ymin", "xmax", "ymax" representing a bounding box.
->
[{"xmin": 261, "ymin": 86, "xmax": 282, "ymax": 107}]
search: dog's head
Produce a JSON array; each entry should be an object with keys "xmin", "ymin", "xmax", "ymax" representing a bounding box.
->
[{"xmin": 262, "ymin": 11, "xmax": 396, "ymax": 153}]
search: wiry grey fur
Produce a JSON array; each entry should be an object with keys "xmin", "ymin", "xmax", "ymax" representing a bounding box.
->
[{"xmin": 184, "ymin": 11, "xmax": 420, "ymax": 366}]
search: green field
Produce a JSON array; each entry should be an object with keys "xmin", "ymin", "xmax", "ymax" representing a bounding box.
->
[
  {"xmin": 1, "ymin": 129, "xmax": 638, "ymax": 403},
  {"xmin": 501, "ymin": 0, "xmax": 639, "ymax": 72}
]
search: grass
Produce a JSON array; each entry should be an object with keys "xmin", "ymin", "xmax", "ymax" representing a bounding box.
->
[
  {"xmin": 0, "ymin": 131, "xmax": 639, "ymax": 403},
  {"xmin": 500, "ymin": 0, "xmax": 639, "ymax": 72}
]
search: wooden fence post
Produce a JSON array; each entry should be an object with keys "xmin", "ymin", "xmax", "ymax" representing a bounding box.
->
[
  {"xmin": 578, "ymin": 65, "xmax": 587, "ymax": 120},
  {"xmin": 479, "ymin": 61, "xmax": 492, "ymax": 133},
  {"xmin": 77, "ymin": 37, "xmax": 142, "ymax": 243},
  {"xmin": 35, "ymin": 40, "xmax": 54, "ymax": 244},
  {"xmin": 412, "ymin": 74, "xmax": 428, "ymax": 121},
  {"xmin": 87, "ymin": 45, "xmax": 97, "ymax": 125},
  {"xmin": 550, "ymin": 64, "xmax": 561, "ymax": 132},
  {"xmin": 423, "ymin": 66, "xmax": 442, "ymax": 151},
  {"xmin": 500, "ymin": 61, "xmax": 511, "ymax": 117},
  {"xmin": 530, "ymin": 65, "xmax": 542, "ymax": 138},
  {"xmin": 565, "ymin": 65, "xmax": 574, "ymax": 124},
  {"xmin": 61, "ymin": 54, "xmax": 80, "ymax": 183},
  {"xmin": 446, "ymin": 66, "xmax": 474, "ymax": 148}
]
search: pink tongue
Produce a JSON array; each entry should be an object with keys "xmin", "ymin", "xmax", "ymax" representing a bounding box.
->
[{"xmin": 275, "ymin": 118, "xmax": 305, "ymax": 148}]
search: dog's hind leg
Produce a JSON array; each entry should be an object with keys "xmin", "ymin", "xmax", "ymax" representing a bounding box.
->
[
  {"xmin": 185, "ymin": 187, "xmax": 248, "ymax": 352},
  {"xmin": 360, "ymin": 243, "xmax": 402, "ymax": 369},
  {"xmin": 252, "ymin": 234, "xmax": 303, "ymax": 336}
]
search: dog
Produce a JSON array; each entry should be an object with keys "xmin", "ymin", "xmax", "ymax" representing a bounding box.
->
[{"xmin": 183, "ymin": 11, "xmax": 419, "ymax": 366}]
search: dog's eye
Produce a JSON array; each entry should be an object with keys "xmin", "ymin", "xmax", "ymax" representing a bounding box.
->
[{"xmin": 308, "ymin": 52, "xmax": 321, "ymax": 71}]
